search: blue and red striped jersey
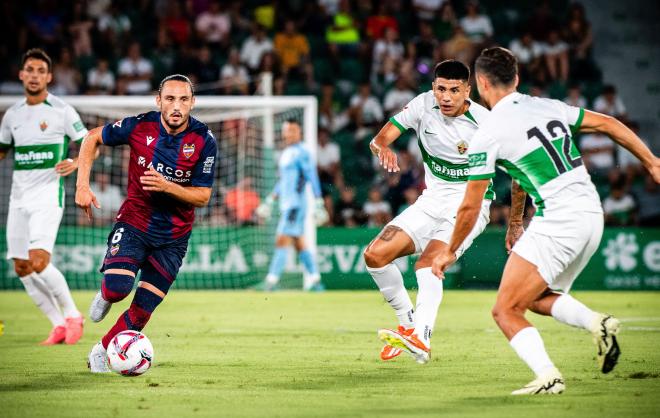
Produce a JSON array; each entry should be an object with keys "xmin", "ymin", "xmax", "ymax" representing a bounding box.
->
[{"xmin": 101, "ymin": 111, "xmax": 217, "ymax": 239}]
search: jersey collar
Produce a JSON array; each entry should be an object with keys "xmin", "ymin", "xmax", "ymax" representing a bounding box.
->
[{"xmin": 491, "ymin": 91, "xmax": 521, "ymax": 112}]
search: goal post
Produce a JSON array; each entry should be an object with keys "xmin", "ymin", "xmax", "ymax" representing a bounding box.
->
[{"xmin": 0, "ymin": 95, "xmax": 318, "ymax": 290}]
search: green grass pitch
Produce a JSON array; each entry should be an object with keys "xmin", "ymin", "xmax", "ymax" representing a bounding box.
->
[{"xmin": 1, "ymin": 290, "xmax": 659, "ymax": 418}]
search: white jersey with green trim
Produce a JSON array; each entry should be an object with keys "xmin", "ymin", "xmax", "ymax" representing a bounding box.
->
[
  {"xmin": 389, "ymin": 90, "xmax": 492, "ymax": 203},
  {"xmin": 0, "ymin": 93, "xmax": 88, "ymax": 208},
  {"xmin": 467, "ymin": 92, "xmax": 602, "ymax": 225}
]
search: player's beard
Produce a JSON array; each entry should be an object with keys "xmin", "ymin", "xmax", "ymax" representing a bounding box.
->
[
  {"xmin": 164, "ymin": 112, "xmax": 188, "ymax": 131},
  {"xmin": 24, "ymin": 84, "xmax": 45, "ymax": 97}
]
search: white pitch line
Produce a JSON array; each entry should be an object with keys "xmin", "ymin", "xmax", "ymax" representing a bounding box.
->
[
  {"xmin": 620, "ymin": 317, "xmax": 660, "ymax": 323},
  {"xmin": 624, "ymin": 326, "xmax": 660, "ymax": 332}
]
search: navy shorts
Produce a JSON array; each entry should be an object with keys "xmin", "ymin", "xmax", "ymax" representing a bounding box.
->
[{"xmin": 100, "ymin": 222, "xmax": 190, "ymax": 292}]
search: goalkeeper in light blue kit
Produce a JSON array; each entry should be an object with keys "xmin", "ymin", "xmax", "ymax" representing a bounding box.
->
[{"xmin": 256, "ymin": 119, "xmax": 328, "ymax": 291}]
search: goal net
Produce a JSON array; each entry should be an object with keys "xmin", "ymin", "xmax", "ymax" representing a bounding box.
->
[{"xmin": 0, "ymin": 95, "xmax": 318, "ymax": 290}]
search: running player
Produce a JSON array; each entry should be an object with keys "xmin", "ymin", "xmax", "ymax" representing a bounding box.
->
[
  {"xmin": 432, "ymin": 47, "xmax": 660, "ymax": 394},
  {"xmin": 0, "ymin": 48, "xmax": 86, "ymax": 345},
  {"xmin": 255, "ymin": 119, "xmax": 328, "ymax": 291},
  {"xmin": 75, "ymin": 74, "xmax": 217, "ymax": 372},
  {"xmin": 366, "ymin": 60, "xmax": 523, "ymax": 363}
]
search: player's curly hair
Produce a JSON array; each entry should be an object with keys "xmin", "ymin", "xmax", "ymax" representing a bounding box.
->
[
  {"xmin": 22, "ymin": 48, "xmax": 52, "ymax": 72},
  {"xmin": 433, "ymin": 60, "xmax": 470, "ymax": 82},
  {"xmin": 475, "ymin": 47, "xmax": 518, "ymax": 86},
  {"xmin": 158, "ymin": 74, "xmax": 195, "ymax": 97}
]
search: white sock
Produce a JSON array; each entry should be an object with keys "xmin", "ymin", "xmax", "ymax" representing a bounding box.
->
[
  {"xmin": 265, "ymin": 274, "xmax": 280, "ymax": 285},
  {"xmin": 413, "ymin": 267, "xmax": 443, "ymax": 346},
  {"xmin": 367, "ymin": 263, "xmax": 414, "ymax": 328},
  {"xmin": 509, "ymin": 327, "xmax": 556, "ymax": 377},
  {"xmin": 38, "ymin": 264, "xmax": 80, "ymax": 318},
  {"xmin": 20, "ymin": 273, "xmax": 65, "ymax": 326},
  {"xmin": 551, "ymin": 294, "xmax": 599, "ymax": 330},
  {"xmin": 303, "ymin": 273, "xmax": 321, "ymax": 290}
]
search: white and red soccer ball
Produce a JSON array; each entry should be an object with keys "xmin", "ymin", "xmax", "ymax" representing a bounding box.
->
[{"xmin": 106, "ymin": 331, "xmax": 154, "ymax": 376}]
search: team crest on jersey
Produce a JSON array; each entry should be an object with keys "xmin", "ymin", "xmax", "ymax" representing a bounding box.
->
[
  {"xmin": 110, "ymin": 244, "xmax": 120, "ymax": 256},
  {"xmin": 182, "ymin": 144, "xmax": 195, "ymax": 159},
  {"xmin": 39, "ymin": 120, "xmax": 48, "ymax": 131},
  {"xmin": 457, "ymin": 140, "xmax": 468, "ymax": 155}
]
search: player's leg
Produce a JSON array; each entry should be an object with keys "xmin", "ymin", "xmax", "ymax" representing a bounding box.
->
[
  {"xmin": 493, "ymin": 253, "xmax": 565, "ymax": 395},
  {"xmin": 263, "ymin": 208, "xmax": 303, "ymax": 289},
  {"xmin": 294, "ymin": 236, "xmax": 323, "ymax": 291},
  {"xmin": 27, "ymin": 206, "xmax": 84, "ymax": 343},
  {"xmin": 7, "ymin": 205, "xmax": 66, "ymax": 344}
]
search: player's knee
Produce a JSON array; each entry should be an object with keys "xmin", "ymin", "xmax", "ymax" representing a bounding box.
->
[
  {"xmin": 414, "ymin": 255, "xmax": 432, "ymax": 270},
  {"xmin": 14, "ymin": 261, "xmax": 32, "ymax": 277},
  {"xmin": 363, "ymin": 246, "xmax": 388, "ymax": 268},
  {"xmin": 102, "ymin": 272, "xmax": 136, "ymax": 303},
  {"xmin": 30, "ymin": 257, "xmax": 49, "ymax": 273}
]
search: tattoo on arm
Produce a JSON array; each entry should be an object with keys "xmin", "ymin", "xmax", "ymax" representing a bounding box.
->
[
  {"xmin": 510, "ymin": 181, "xmax": 526, "ymax": 222},
  {"xmin": 378, "ymin": 225, "xmax": 402, "ymax": 242}
]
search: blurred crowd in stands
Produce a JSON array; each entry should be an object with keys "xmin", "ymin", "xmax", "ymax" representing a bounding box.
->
[{"xmin": 0, "ymin": 0, "xmax": 657, "ymax": 227}]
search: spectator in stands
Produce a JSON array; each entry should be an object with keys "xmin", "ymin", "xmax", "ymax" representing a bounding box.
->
[
  {"xmin": 349, "ymin": 83, "xmax": 384, "ymax": 138},
  {"xmin": 363, "ymin": 187, "xmax": 392, "ymax": 227},
  {"xmin": 580, "ymin": 131, "xmax": 616, "ymax": 178},
  {"xmin": 563, "ymin": 83, "xmax": 587, "ymax": 108},
  {"xmin": 26, "ymin": 0, "xmax": 62, "ymax": 52},
  {"xmin": 117, "ymin": 42, "xmax": 153, "ymax": 95},
  {"xmin": 509, "ymin": 31, "xmax": 544, "ymax": 83},
  {"xmin": 372, "ymin": 27, "xmax": 405, "ymax": 82},
  {"xmin": 241, "ymin": 24, "xmax": 274, "ymax": 74},
  {"xmin": 68, "ymin": 1, "xmax": 94, "ymax": 59},
  {"xmin": 435, "ymin": 2, "xmax": 458, "ymax": 41},
  {"xmin": 51, "ymin": 48, "xmax": 81, "ymax": 95},
  {"xmin": 542, "ymin": 29, "xmax": 569, "ymax": 83},
  {"xmin": 527, "ymin": 0, "xmax": 559, "ymax": 42},
  {"xmin": 224, "ymin": 177, "xmax": 261, "ymax": 226},
  {"xmin": 221, "ymin": 48, "xmax": 249, "ymax": 95},
  {"xmin": 383, "ymin": 78, "xmax": 416, "ymax": 118},
  {"xmin": 334, "ymin": 187, "xmax": 362, "ymax": 227},
  {"xmin": 319, "ymin": 83, "xmax": 349, "ymax": 133},
  {"xmin": 412, "ymin": 0, "xmax": 444, "ymax": 21},
  {"xmin": 366, "ymin": 3, "xmax": 399, "ymax": 40},
  {"xmin": 317, "ymin": 128, "xmax": 343, "ymax": 195},
  {"xmin": 603, "ymin": 177, "xmax": 637, "ymax": 226},
  {"xmin": 594, "ymin": 84, "xmax": 628, "ymax": 120},
  {"xmin": 228, "ymin": 0, "xmax": 252, "ymax": 37},
  {"xmin": 634, "ymin": 172, "xmax": 660, "ymax": 227},
  {"xmin": 409, "ymin": 20, "xmax": 440, "ymax": 68},
  {"xmin": 255, "ymin": 51, "xmax": 284, "ymax": 95},
  {"xmin": 97, "ymin": 2, "xmax": 131, "ymax": 55},
  {"xmin": 617, "ymin": 121, "xmax": 645, "ymax": 186},
  {"xmin": 274, "ymin": 19, "xmax": 313, "ymax": 85},
  {"xmin": 326, "ymin": 0, "xmax": 361, "ymax": 65},
  {"xmin": 398, "ymin": 187, "xmax": 420, "ymax": 215},
  {"xmin": 459, "ymin": 1, "xmax": 493, "ymax": 45},
  {"xmin": 86, "ymin": 58, "xmax": 115, "ymax": 94},
  {"xmin": 564, "ymin": 2, "xmax": 593, "ymax": 62},
  {"xmin": 151, "ymin": 27, "xmax": 176, "ymax": 83},
  {"xmin": 192, "ymin": 46, "xmax": 220, "ymax": 94},
  {"xmin": 195, "ymin": 0, "xmax": 231, "ymax": 51},
  {"xmin": 164, "ymin": 0, "xmax": 192, "ymax": 46},
  {"xmin": 442, "ymin": 26, "xmax": 474, "ymax": 65}
]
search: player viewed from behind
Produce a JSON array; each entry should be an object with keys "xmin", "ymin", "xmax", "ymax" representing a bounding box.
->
[
  {"xmin": 365, "ymin": 60, "xmax": 524, "ymax": 363},
  {"xmin": 433, "ymin": 47, "xmax": 660, "ymax": 394},
  {"xmin": 0, "ymin": 48, "xmax": 86, "ymax": 345},
  {"xmin": 255, "ymin": 119, "xmax": 328, "ymax": 291},
  {"xmin": 76, "ymin": 74, "xmax": 217, "ymax": 373}
]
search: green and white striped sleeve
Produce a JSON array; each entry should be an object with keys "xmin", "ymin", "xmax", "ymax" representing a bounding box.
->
[
  {"xmin": 389, "ymin": 93, "xmax": 424, "ymax": 134},
  {"xmin": 467, "ymin": 130, "xmax": 498, "ymax": 180},
  {"xmin": 0, "ymin": 110, "xmax": 12, "ymax": 149}
]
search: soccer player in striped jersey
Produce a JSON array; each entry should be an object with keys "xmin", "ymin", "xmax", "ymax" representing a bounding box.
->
[
  {"xmin": 255, "ymin": 119, "xmax": 329, "ymax": 291},
  {"xmin": 76, "ymin": 74, "xmax": 217, "ymax": 373},
  {"xmin": 433, "ymin": 47, "xmax": 660, "ymax": 394},
  {"xmin": 366, "ymin": 60, "xmax": 524, "ymax": 364},
  {"xmin": 0, "ymin": 49, "xmax": 86, "ymax": 345}
]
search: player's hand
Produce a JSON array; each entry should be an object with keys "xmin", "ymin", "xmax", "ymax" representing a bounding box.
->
[
  {"xmin": 370, "ymin": 140, "xmax": 400, "ymax": 173},
  {"xmin": 140, "ymin": 167, "xmax": 170, "ymax": 193},
  {"xmin": 431, "ymin": 250, "xmax": 457, "ymax": 279},
  {"xmin": 55, "ymin": 158, "xmax": 77, "ymax": 176},
  {"xmin": 646, "ymin": 157, "xmax": 660, "ymax": 184},
  {"xmin": 256, "ymin": 195, "xmax": 274, "ymax": 220},
  {"xmin": 505, "ymin": 221, "xmax": 525, "ymax": 253},
  {"xmin": 314, "ymin": 198, "xmax": 329, "ymax": 226},
  {"xmin": 75, "ymin": 185, "xmax": 100, "ymax": 221}
]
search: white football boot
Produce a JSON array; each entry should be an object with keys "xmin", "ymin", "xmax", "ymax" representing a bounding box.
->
[
  {"xmin": 89, "ymin": 291, "xmax": 112, "ymax": 323},
  {"xmin": 88, "ymin": 341, "xmax": 111, "ymax": 373},
  {"xmin": 590, "ymin": 314, "xmax": 621, "ymax": 373},
  {"xmin": 511, "ymin": 367, "xmax": 565, "ymax": 395}
]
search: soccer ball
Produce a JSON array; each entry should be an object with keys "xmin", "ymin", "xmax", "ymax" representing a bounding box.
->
[{"xmin": 106, "ymin": 331, "xmax": 154, "ymax": 376}]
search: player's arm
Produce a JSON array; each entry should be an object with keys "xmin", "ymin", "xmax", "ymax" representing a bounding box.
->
[
  {"xmin": 580, "ymin": 110, "xmax": 659, "ymax": 182},
  {"xmin": 432, "ymin": 179, "xmax": 491, "ymax": 277},
  {"xmin": 369, "ymin": 121, "xmax": 403, "ymax": 172},
  {"xmin": 139, "ymin": 167, "xmax": 212, "ymax": 207},
  {"xmin": 75, "ymin": 127, "xmax": 104, "ymax": 219},
  {"xmin": 505, "ymin": 181, "xmax": 526, "ymax": 253},
  {"xmin": 0, "ymin": 112, "xmax": 12, "ymax": 160},
  {"xmin": 300, "ymin": 150, "xmax": 329, "ymax": 225}
]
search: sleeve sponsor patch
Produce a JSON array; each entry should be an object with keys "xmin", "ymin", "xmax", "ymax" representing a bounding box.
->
[
  {"xmin": 468, "ymin": 152, "xmax": 487, "ymax": 168},
  {"xmin": 73, "ymin": 120, "xmax": 85, "ymax": 132},
  {"xmin": 202, "ymin": 156, "xmax": 215, "ymax": 174}
]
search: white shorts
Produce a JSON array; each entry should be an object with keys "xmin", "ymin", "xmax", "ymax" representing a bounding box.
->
[
  {"xmin": 389, "ymin": 197, "xmax": 491, "ymax": 258},
  {"xmin": 6, "ymin": 204, "xmax": 63, "ymax": 260},
  {"xmin": 512, "ymin": 211, "xmax": 604, "ymax": 292}
]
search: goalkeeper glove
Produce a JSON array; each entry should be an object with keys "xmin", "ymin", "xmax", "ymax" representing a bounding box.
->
[
  {"xmin": 314, "ymin": 198, "xmax": 329, "ymax": 226},
  {"xmin": 256, "ymin": 195, "xmax": 275, "ymax": 220}
]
